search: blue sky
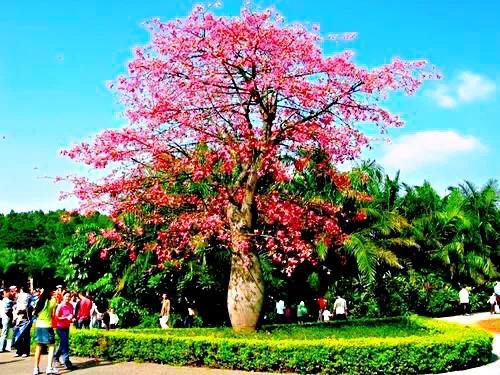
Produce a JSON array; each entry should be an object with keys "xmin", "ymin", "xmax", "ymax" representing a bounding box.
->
[{"xmin": 0, "ymin": 0, "xmax": 498, "ymax": 213}]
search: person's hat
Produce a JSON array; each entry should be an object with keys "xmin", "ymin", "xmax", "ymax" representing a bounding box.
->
[
  {"xmin": 56, "ymin": 285, "xmax": 63, "ymax": 289},
  {"xmin": 9, "ymin": 285, "xmax": 17, "ymax": 290}
]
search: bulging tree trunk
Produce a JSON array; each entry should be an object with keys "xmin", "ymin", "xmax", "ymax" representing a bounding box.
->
[{"xmin": 227, "ymin": 251, "xmax": 264, "ymax": 331}]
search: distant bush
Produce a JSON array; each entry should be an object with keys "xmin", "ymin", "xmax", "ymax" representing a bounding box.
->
[{"xmin": 71, "ymin": 316, "xmax": 492, "ymax": 374}]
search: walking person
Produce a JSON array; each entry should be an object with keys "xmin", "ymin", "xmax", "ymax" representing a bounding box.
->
[
  {"xmin": 0, "ymin": 288, "xmax": 14, "ymax": 352},
  {"xmin": 333, "ymin": 295, "xmax": 348, "ymax": 320},
  {"xmin": 32, "ymin": 287, "xmax": 58, "ymax": 375},
  {"xmin": 12, "ymin": 308, "xmax": 31, "ymax": 357},
  {"xmin": 54, "ymin": 291, "xmax": 76, "ymax": 370},
  {"xmin": 488, "ymin": 293, "xmax": 497, "ymax": 315},
  {"xmin": 108, "ymin": 309, "xmax": 119, "ymax": 329},
  {"xmin": 316, "ymin": 296, "xmax": 327, "ymax": 322},
  {"xmin": 275, "ymin": 298, "xmax": 285, "ymax": 324},
  {"xmin": 296, "ymin": 301, "xmax": 308, "ymax": 324},
  {"xmin": 76, "ymin": 292, "xmax": 92, "ymax": 328},
  {"xmin": 459, "ymin": 286, "xmax": 470, "ymax": 315},
  {"xmin": 160, "ymin": 293, "xmax": 170, "ymax": 329}
]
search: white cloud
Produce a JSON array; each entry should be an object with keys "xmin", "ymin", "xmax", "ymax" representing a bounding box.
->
[
  {"xmin": 380, "ymin": 130, "xmax": 483, "ymax": 172},
  {"xmin": 456, "ymin": 71, "xmax": 496, "ymax": 102},
  {"xmin": 429, "ymin": 85, "xmax": 457, "ymax": 108},
  {"xmin": 428, "ymin": 71, "xmax": 496, "ymax": 108}
]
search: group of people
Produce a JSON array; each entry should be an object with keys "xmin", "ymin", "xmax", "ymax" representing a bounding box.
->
[
  {"xmin": 458, "ymin": 282, "xmax": 500, "ymax": 315},
  {"xmin": 159, "ymin": 293, "xmax": 198, "ymax": 328},
  {"xmin": 274, "ymin": 295, "xmax": 348, "ymax": 324},
  {"xmin": 0, "ymin": 284, "xmax": 119, "ymax": 375}
]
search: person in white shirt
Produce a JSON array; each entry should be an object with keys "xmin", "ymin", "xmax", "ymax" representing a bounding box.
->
[
  {"xmin": 459, "ymin": 287, "xmax": 470, "ymax": 315},
  {"xmin": 275, "ymin": 299, "xmax": 285, "ymax": 324},
  {"xmin": 488, "ymin": 293, "xmax": 497, "ymax": 315},
  {"xmin": 108, "ymin": 309, "xmax": 119, "ymax": 329},
  {"xmin": 322, "ymin": 309, "xmax": 332, "ymax": 322},
  {"xmin": 333, "ymin": 296, "xmax": 347, "ymax": 320}
]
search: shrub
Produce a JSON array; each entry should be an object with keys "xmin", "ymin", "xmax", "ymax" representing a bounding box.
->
[{"xmin": 71, "ymin": 316, "xmax": 492, "ymax": 374}]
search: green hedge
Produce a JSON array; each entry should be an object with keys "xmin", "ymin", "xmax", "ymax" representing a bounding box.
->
[{"xmin": 70, "ymin": 316, "xmax": 492, "ymax": 374}]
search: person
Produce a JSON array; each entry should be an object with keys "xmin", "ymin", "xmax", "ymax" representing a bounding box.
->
[
  {"xmin": 494, "ymin": 281, "xmax": 500, "ymax": 306},
  {"xmin": 0, "ymin": 288, "xmax": 3, "ymax": 331},
  {"xmin": 322, "ymin": 308, "xmax": 333, "ymax": 322},
  {"xmin": 0, "ymin": 288, "xmax": 14, "ymax": 352},
  {"xmin": 12, "ymin": 307, "xmax": 31, "ymax": 357},
  {"xmin": 488, "ymin": 293, "xmax": 497, "ymax": 315},
  {"xmin": 275, "ymin": 299, "xmax": 285, "ymax": 323},
  {"xmin": 76, "ymin": 292, "xmax": 92, "ymax": 328},
  {"xmin": 16, "ymin": 285, "xmax": 33, "ymax": 317},
  {"xmin": 316, "ymin": 296, "xmax": 327, "ymax": 322},
  {"xmin": 90, "ymin": 300, "xmax": 101, "ymax": 328},
  {"xmin": 32, "ymin": 287, "xmax": 58, "ymax": 375},
  {"xmin": 102, "ymin": 309, "xmax": 110, "ymax": 330},
  {"xmin": 54, "ymin": 291, "xmax": 75, "ymax": 370},
  {"xmin": 184, "ymin": 306, "xmax": 196, "ymax": 328},
  {"xmin": 333, "ymin": 295, "xmax": 348, "ymax": 320},
  {"xmin": 284, "ymin": 304, "xmax": 292, "ymax": 323},
  {"xmin": 108, "ymin": 309, "xmax": 119, "ymax": 329},
  {"xmin": 459, "ymin": 286, "xmax": 470, "ymax": 315},
  {"xmin": 296, "ymin": 301, "xmax": 308, "ymax": 324},
  {"xmin": 160, "ymin": 293, "xmax": 171, "ymax": 329}
]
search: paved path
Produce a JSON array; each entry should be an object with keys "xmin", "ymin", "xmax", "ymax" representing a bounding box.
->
[
  {"xmin": 0, "ymin": 353, "xmax": 271, "ymax": 375},
  {"xmin": 435, "ymin": 312, "xmax": 500, "ymax": 374}
]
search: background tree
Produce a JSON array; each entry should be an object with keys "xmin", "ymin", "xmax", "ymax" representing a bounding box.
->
[{"xmin": 63, "ymin": 6, "xmax": 433, "ymax": 330}]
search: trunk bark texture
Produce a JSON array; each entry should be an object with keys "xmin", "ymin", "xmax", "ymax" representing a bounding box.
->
[
  {"xmin": 226, "ymin": 163, "xmax": 264, "ymax": 331},
  {"xmin": 227, "ymin": 252, "xmax": 264, "ymax": 331}
]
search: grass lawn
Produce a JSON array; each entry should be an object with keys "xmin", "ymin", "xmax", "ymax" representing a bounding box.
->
[{"xmin": 130, "ymin": 317, "xmax": 431, "ymax": 340}]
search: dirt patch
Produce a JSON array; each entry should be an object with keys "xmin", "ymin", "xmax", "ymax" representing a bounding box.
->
[{"xmin": 475, "ymin": 318, "xmax": 500, "ymax": 334}]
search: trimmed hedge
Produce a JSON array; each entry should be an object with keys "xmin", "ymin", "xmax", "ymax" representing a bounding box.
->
[{"xmin": 71, "ymin": 316, "xmax": 492, "ymax": 374}]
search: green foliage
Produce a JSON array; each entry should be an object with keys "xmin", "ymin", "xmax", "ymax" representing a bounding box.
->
[{"xmin": 70, "ymin": 316, "xmax": 492, "ymax": 374}]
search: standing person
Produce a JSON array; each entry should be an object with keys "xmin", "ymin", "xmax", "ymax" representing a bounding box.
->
[
  {"xmin": 488, "ymin": 293, "xmax": 497, "ymax": 315},
  {"xmin": 275, "ymin": 298, "xmax": 285, "ymax": 324},
  {"xmin": 102, "ymin": 307, "xmax": 110, "ymax": 330},
  {"xmin": 296, "ymin": 301, "xmax": 308, "ymax": 324},
  {"xmin": 0, "ymin": 288, "xmax": 14, "ymax": 352},
  {"xmin": 54, "ymin": 291, "xmax": 75, "ymax": 370},
  {"xmin": 76, "ymin": 292, "xmax": 92, "ymax": 328},
  {"xmin": 284, "ymin": 304, "xmax": 292, "ymax": 323},
  {"xmin": 12, "ymin": 308, "xmax": 31, "ymax": 357},
  {"xmin": 90, "ymin": 300, "xmax": 101, "ymax": 328},
  {"xmin": 160, "ymin": 293, "xmax": 170, "ymax": 329},
  {"xmin": 316, "ymin": 296, "xmax": 327, "ymax": 322},
  {"xmin": 32, "ymin": 287, "xmax": 58, "ymax": 375},
  {"xmin": 16, "ymin": 285, "xmax": 33, "ymax": 317},
  {"xmin": 333, "ymin": 295, "xmax": 348, "ymax": 320},
  {"xmin": 459, "ymin": 286, "xmax": 470, "ymax": 315}
]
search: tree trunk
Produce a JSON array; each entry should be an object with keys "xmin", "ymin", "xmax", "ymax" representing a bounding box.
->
[
  {"xmin": 227, "ymin": 251, "xmax": 264, "ymax": 331},
  {"xmin": 226, "ymin": 161, "xmax": 264, "ymax": 331}
]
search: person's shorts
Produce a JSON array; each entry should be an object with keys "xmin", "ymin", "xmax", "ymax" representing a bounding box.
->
[{"xmin": 35, "ymin": 327, "xmax": 55, "ymax": 345}]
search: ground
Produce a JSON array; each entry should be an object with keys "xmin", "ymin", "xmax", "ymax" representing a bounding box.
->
[{"xmin": 0, "ymin": 313, "xmax": 498, "ymax": 374}]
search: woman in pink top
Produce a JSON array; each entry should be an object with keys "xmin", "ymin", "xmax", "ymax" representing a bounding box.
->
[{"xmin": 54, "ymin": 292, "xmax": 75, "ymax": 370}]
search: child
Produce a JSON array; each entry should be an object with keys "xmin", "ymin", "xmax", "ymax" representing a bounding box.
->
[{"xmin": 322, "ymin": 308, "xmax": 333, "ymax": 322}]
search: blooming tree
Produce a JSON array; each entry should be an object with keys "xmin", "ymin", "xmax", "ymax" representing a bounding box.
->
[{"xmin": 63, "ymin": 6, "xmax": 434, "ymax": 330}]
